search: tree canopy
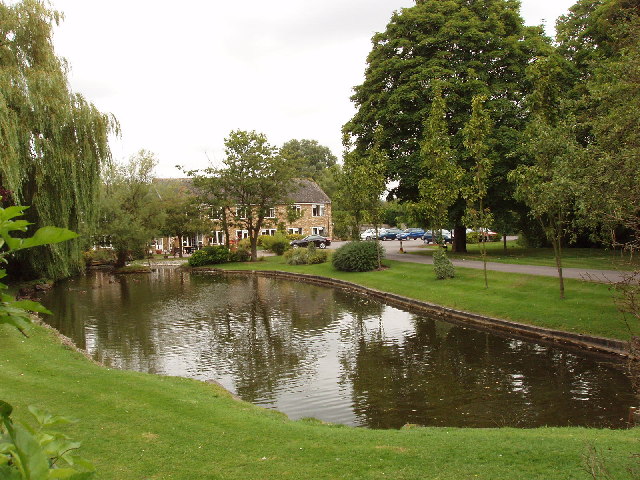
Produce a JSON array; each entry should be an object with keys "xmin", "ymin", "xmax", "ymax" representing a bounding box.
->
[
  {"xmin": 342, "ymin": 0, "xmax": 550, "ymax": 248},
  {"xmin": 0, "ymin": 0, "xmax": 117, "ymax": 279}
]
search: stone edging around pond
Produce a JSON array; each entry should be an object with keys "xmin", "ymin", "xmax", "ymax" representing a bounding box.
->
[{"xmin": 193, "ymin": 267, "xmax": 630, "ymax": 360}]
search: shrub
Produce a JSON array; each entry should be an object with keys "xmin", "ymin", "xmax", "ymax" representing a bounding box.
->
[
  {"xmin": 229, "ymin": 247, "xmax": 251, "ymax": 262},
  {"xmin": 284, "ymin": 248, "xmax": 309, "ymax": 265},
  {"xmin": 467, "ymin": 231, "xmax": 502, "ymax": 244},
  {"xmin": 261, "ymin": 233, "xmax": 290, "ymax": 255},
  {"xmin": 238, "ymin": 237, "xmax": 251, "ymax": 250},
  {"xmin": 308, "ymin": 250, "xmax": 328, "ymax": 264},
  {"xmin": 188, "ymin": 246, "xmax": 230, "ymax": 267},
  {"xmin": 84, "ymin": 247, "xmax": 116, "ymax": 266},
  {"xmin": 433, "ymin": 248, "xmax": 455, "ymax": 279},
  {"xmin": 286, "ymin": 233, "xmax": 304, "ymax": 241},
  {"xmin": 332, "ymin": 241, "xmax": 384, "ymax": 272}
]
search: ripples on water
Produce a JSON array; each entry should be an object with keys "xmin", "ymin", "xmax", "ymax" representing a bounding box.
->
[{"xmin": 40, "ymin": 267, "xmax": 635, "ymax": 429}]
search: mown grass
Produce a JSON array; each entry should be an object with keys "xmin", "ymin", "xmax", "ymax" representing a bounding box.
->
[
  {"xmin": 214, "ymin": 256, "xmax": 637, "ymax": 340},
  {"xmin": 408, "ymin": 241, "xmax": 640, "ymax": 271},
  {"xmin": 1, "ymin": 323, "xmax": 638, "ymax": 480}
]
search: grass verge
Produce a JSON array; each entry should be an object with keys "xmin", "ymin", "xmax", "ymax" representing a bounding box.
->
[
  {"xmin": 409, "ymin": 241, "xmax": 640, "ymax": 271},
  {"xmin": 1, "ymin": 323, "xmax": 638, "ymax": 480},
  {"xmin": 213, "ymin": 256, "xmax": 637, "ymax": 340}
]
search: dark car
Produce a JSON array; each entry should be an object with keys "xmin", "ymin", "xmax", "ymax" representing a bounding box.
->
[
  {"xmin": 422, "ymin": 230, "xmax": 452, "ymax": 244},
  {"xmin": 290, "ymin": 235, "xmax": 331, "ymax": 249},
  {"xmin": 396, "ymin": 228, "xmax": 426, "ymax": 240},
  {"xmin": 378, "ymin": 228, "xmax": 403, "ymax": 240}
]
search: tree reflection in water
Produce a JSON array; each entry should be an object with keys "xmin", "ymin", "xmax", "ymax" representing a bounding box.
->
[{"xmin": 41, "ymin": 268, "xmax": 635, "ymax": 428}]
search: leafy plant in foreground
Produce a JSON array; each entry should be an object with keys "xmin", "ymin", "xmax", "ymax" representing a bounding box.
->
[
  {"xmin": 0, "ymin": 204, "xmax": 77, "ymax": 335},
  {"xmin": 0, "ymin": 400, "xmax": 94, "ymax": 479},
  {"xmin": 332, "ymin": 241, "xmax": 384, "ymax": 272}
]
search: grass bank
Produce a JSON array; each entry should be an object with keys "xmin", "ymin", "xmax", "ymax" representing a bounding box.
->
[
  {"xmin": 408, "ymin": 241, "xmax": 640, "ymax": 271},
  {"xmin": 213, "ymin": 256, "xmax": 637, "ymax": 341},
  {"xmin": 1, "ymin": 323, "xmax": 638, "ymax": 480}
]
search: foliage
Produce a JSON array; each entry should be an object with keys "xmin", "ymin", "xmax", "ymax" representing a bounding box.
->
[
  {"xmin": 0, "ymin": 1, "xmax": 117, "ymax": 281},
  {"xmin": 337, "ymin": 130, "xmax": 387, "ymax": 247},
  {"xmin": 342, "ymin": 0, "xmax": 550, "ymax": 250},
  {"xmin": 260, "ymin": 233, "xmax": 289, "ymax": 256},
  {"xmin": 418, "ymin": 84, "xmax": 464, "ymax": 234},
  {"xmin": 83, "ymin": 248, "xmax": 116, "ymax": 266},
  {"xmin": 283, "ymin": 244, "xmax": 328, "ymax": 265},
  {"xmin": 285, "ymin": 234, "xmax": 304, "ymax": 242},
  {"xmin": 193, "ymin": 130, "xmax": 296, "ymax": 262},
  {"xmin": 229, "ymin": 247, "xmax": 251, "ymax": 263},
  {"xmin": 0, "ymin": 400, "xmax": 94, "ymax": 479},
  {"xmin": 433, "ymin": 248, "xmax": 455, "ymax": 280},
  {"xmin": 157, "ymin": 180, "xmax": 212, "ymax": 257},
  {"xmin": 280, "ymin": 139, "xmax": 337, "ymax": 182},
  {"xmin": 188, "ymin": 246, "xmax": 231, "ymax": 267},
  {"xmin": 0, "ymin": 203, "xmax": 76, "ymax": 335},
  {"xmin": 467, "ymin": 232, "xmax": 502, "ymax": 244},
  {"xmin": 462, "ymin": 95, "xmax": 494, "ymax": 288},
  {"xmin": 332, "ymin": 241, "xmax": 384, "ymax": 272},
  {"xmin": 96, "ymin": 151, "xmax": 164, "ymax": 268}
]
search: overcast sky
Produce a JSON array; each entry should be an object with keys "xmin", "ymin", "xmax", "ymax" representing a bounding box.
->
[{"xmin": 48, "ymin": 0, "xmax": 577, "ymax": 177}]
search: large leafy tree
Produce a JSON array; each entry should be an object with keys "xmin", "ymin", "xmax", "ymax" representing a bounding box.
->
[
  {"xmin": 97, "ymin": 150, "xmax": 164, "ymax": 268},
  {"xmin": 343, "ymin": 0, "xmax": 549, "ymax": 251},
  {"xmin": 0, "ymin": 0, "xmax": 117, "ymax": 280},
  {"xmin": 208, "ymin": 130, "xmax": 295, "ymax": 262}
]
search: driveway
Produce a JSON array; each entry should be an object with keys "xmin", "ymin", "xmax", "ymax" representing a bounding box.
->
[{"xmin": 328, "ymin": 239, "xmax": 627, "ymax": 283}]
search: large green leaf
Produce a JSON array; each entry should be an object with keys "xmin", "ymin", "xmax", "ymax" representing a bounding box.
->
[
  {"xmin": 6, "ymin": 227, "xmax": 78, "ymax": 251},
  {"xmin": 10, "ymin": 423, "xmax": 49, "ymax": 479},
  {"xmin": 10, "ymin": 301, "xmax": 52, "ymax": 315}
]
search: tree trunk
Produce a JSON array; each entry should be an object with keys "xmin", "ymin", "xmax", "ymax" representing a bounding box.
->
[
  {"xmin": 551, "ymin": 234, "xmax": 565, "ymax": 300},
  {"xmin": 452, "ymin": 225, "xmax": 467, "ymax": 253},
  {"xmin": 503, "ymin": 232, "xmax": 507, "ymax": 252},
  {"xmin": 115, "ymin": 249, "xmax": 128, "ymax": 268},
  {"xmin": 178, "ymin": 235, "xmax": 183, "ymax": 258}
]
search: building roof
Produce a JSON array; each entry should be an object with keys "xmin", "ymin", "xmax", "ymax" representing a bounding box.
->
[
  {"xmin": 152, "ymin": 177, "xmax": 331, "ymax": 204},
  {"xmin": 287, "ymin": 178, "xmax": 331, "ymax": 204}
]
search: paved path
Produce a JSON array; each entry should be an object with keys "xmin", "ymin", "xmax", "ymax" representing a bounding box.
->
[{"xmin": 328, "ymin": 240, "xmax": 627, "ymax": 283}]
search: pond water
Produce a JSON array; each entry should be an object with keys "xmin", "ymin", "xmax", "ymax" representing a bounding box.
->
[{"xmin": 40, "ymin": 267, "xmax": 635, "ymax": 429}]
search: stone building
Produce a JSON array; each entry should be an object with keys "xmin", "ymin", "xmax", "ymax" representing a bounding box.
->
[{"xmin": 151, "ymin": 178, "xmax": 332, "ymax": 254}]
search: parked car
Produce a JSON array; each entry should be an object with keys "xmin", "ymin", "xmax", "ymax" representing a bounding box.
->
[
  {"xmin": 360, "ymin": 229, "xmax": 377, "ymax": 241},
  {"xmin": 290, "ymin": 235, "xmax": 331, "ymax": 249},
  {"xmin": 422, "ymin": 230, "xmax": 452, "ymax": 244},
  {"xmin": 378, "ymin": 228, "xmax": 403, "ymax": 240},
  {"xmin": 396, "ymin": 228, "xmax": 426, "ymax": 240}
]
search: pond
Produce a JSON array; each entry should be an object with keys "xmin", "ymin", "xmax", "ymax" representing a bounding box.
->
[{"xmin": 40, "ymin": 267, "xmax": 635, "ymax": 429}]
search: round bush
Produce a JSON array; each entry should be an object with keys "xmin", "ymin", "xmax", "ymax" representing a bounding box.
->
[
  {"xmin": 229, "ymin": 247, "xmax": 251, "ymax": 262},
  {"xmin": 332, "ymin": 241, "xmax": 384, "ymax": 272},
  {"xmin": 188, "ymin": 246, "xmax": 230, "ymax": 267}
]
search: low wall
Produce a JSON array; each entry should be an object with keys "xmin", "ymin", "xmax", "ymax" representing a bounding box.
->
[{"xmin": 194, "ymin": 268, "xmax": 630, "ymax": 360}]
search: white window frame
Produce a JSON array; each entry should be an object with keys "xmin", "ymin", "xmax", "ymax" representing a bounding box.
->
[
  {"xmin": 312, "ymin": 226, "xmax": 326, "ymax": 236},
  {"xmin": 236, "ymin": 230, "xmax": 249, "ymax": 240},
  {"xmin": 266, "ymin": 207, "xmax": 276, "ymax": 219},
  {"xmin": 235, "ymin": 206, "xmax": 247, "ymax": 219},
  {"xmin": 312, "ymin": 204, "xmax": 325, "ymax": 217},
  {"xmin": 213, "ymin": 231, "xmax": 225, "ymax": 244},
  {"xmin": 261, "ymin": 229, "xmax": 277, "ymax": 236},
  {"xmin": 287, "ymin": 227, "xmax": 302, "ymax": 235},
  {"xmin": 292, "ymin": 205, "xmax": 302, "ymax": 215}
]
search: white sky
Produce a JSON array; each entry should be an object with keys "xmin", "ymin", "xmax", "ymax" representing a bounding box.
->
[{"xmin": 48, "ymin": 0, "xmax": 577, "ymax": 177}]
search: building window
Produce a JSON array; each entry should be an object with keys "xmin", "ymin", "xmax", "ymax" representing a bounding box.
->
[
  {"xmin": 213, "ymin": 231, "xmax": 225, "ymax": 244},
  {"xmin": 235, "ymin": 206, "xmax": 247, "ymax": 219},
  {"xmin": 266, "ymin": 207, "xmax": 276, "ymax": 219},
  {"xmin": 236, "ymin": 230, "xmax": 249, "ymax": 240},
  {"xmin": 261, "ymin": 229, "xmax": 277, "ymax": 236},
  {"xmin": 312, "ymin": 226, "xmax": 326, "ymax": 236},
  {"xmin": 211, "ymin": 207, "xmax": 222, "ymax": 220},
  {"xmin": 312, "ymin": 204, "xmax": 325, "ymax": 217},
  {"xmin": 287, "ymin": 227, "xmax": 302, "ymax": 235}
]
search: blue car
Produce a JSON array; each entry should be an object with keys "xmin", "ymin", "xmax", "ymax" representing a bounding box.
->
[
  {"xmin": 396, "ymin": 228, "xmax": 426, "ymax": 240},
  {"xmin": 422, "ymin": 231, "xmax": 452, "ymax": 244},
  {"xmin": 378, "ymin": 228, "xmax": 404, "ymax": 240}
]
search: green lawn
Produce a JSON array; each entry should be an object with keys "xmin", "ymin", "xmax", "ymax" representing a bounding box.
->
[
  {"xmin": 408, "ymin": 241, "xmax": 640, "ymax": 270},
  {"xmin": 213, "ymin": 255, "xmax": 637, "ymax": 340},
  {"xmin": 1, "ymin": 323, "xmax": 638, "ymax": 480}
]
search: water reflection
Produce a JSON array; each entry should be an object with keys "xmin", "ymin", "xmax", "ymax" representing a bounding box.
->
[{"xmin": 41, "ymin": 268, "xmax": 635, "ymax": 428}]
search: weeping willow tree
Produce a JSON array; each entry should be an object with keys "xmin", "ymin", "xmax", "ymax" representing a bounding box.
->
[{"xmin": 0, "ymin": 0, "xmax": 117, "ymax": 280}]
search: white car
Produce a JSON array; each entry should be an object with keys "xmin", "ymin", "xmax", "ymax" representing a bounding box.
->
[{"xmin": 360, "ymin": 229, "xmax": 377, "ymax": 240}]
